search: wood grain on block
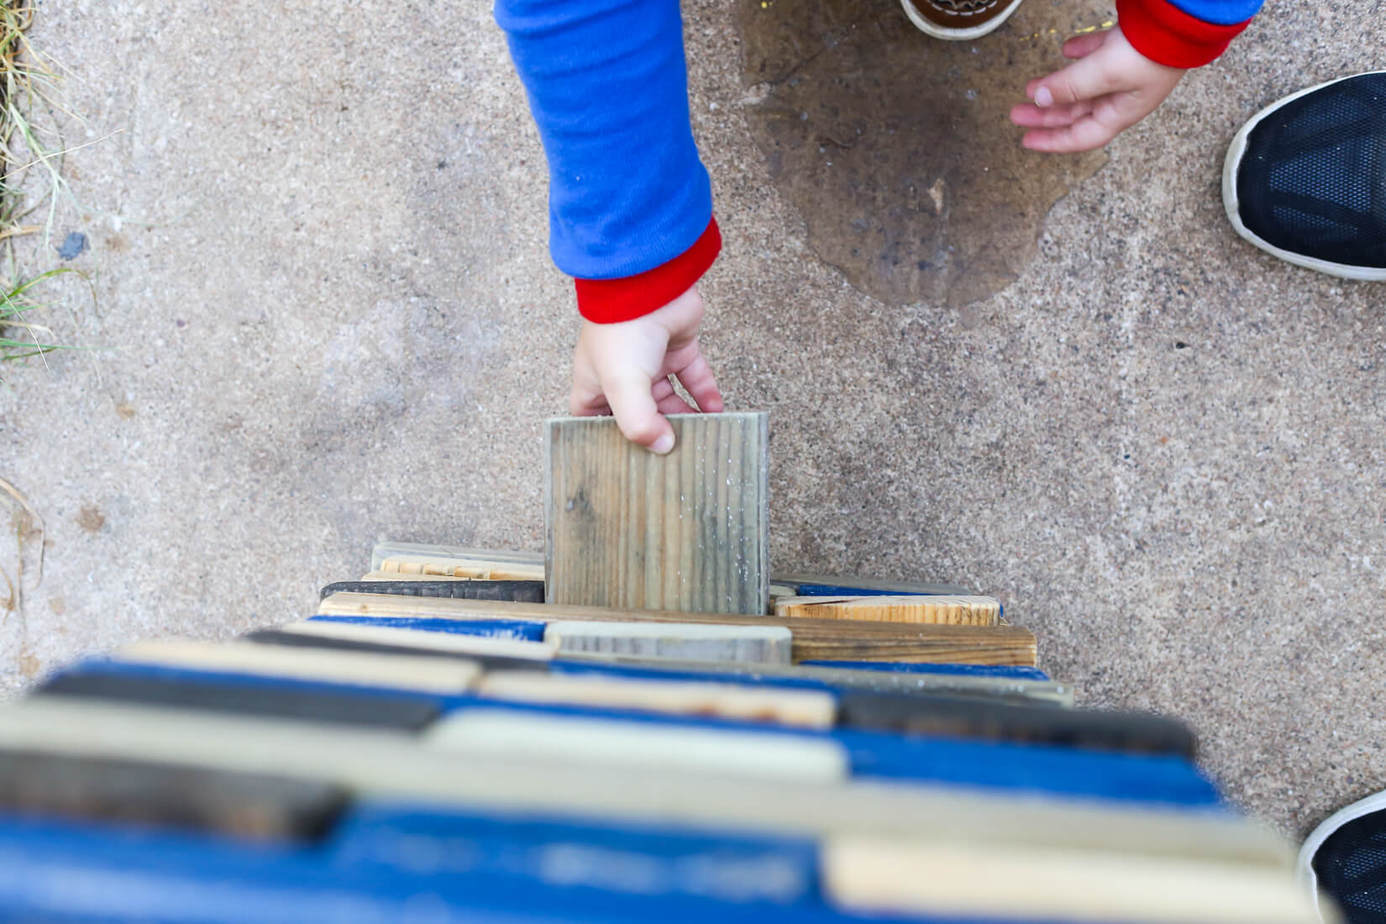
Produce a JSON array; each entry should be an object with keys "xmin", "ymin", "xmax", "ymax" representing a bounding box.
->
[
  {"xmin": 320, "ymin": 579, "xmax": 545, "ymax": 603},
  {"xmin": 116, "ymin": 639, "xmax": 480, "ymax": 695},
  {"xmin": 545, "ymin": 620, "xmax": 791, "ymax": 665},
  {"xmin": 545, "ymin": 413, "xmax": 769, "ymax": 616},
  {"xmin": 378, "ymin": 555, "xmax": 545, "ymax": 582},
  {"xmin": 371, "ymin": 542, "xmax": 543, "ymax": 573},
  {"xmin": 424, "ymin": 709, "xmax": 846, "ymax": 783},
  {"xmin": 776, "ymin": 595, "xmax": 1001, "ymax": 625},
  {"xmin": 822, "ymin": 836, "xmax": 1320, "ymax": 924},
  {"xmin": 0, "ymin": 700, "xmax": 1292, "ymax": 869},
  {"xmin": 837, "ymin": 691, "xmax": 1196, "ymax": 757},
  {"xmin": 479, "ymin": 670, "xmax": 837, "ymax": 729},
  {"xmin": 318, "ymin": 593, "xmax": 1037, "ymax": 666},
  {"xmin": 774, "ymin": 573, "xmax": 972, "ymax": 596},
  {"xmin": 36, "ymin": 672, "xmax": 441, "ymax": 731},
  {"xmin": 268, "ymin": 620, "xmax": 557, "ymax": 661},
  {"xmin": 0, "ymin": 749, "xmax": 348, "ymax": 842}
]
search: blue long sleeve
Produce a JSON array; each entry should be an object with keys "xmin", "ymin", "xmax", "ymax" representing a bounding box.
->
[{"xmin": 495, "ymin": 0, "xmax": 713, "ymax": 281}]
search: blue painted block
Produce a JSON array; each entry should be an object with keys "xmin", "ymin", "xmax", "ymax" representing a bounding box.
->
[{"xmin": 308, "ymin": 615, "xmax": 547, "ymax": 641}]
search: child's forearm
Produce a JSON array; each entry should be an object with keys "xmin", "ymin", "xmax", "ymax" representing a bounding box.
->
[
  {"xmin": 1116, "ymin": 0, "xmax": 1265, "ymax": 68},
  {"xmin": 494, "ymin": 0, "xmax": 720, "ymax": 323}
]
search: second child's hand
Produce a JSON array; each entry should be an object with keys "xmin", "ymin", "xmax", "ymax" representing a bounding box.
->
[
  {"xmin": 1010, "ymin": 26, "xmax": 1184, "ymax": 153},
  {"xmin": 569, "ymin": 285, "xmax": 724, "ymax": 454}
]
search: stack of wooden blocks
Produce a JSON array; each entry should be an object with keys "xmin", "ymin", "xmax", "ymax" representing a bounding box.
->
[{"xmin": 0, "ymin": 414, "xmax": 1335, "ymax": 922}]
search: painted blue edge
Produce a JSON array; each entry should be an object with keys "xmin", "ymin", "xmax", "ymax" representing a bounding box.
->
[{"xmin": 308, "ymin": 614, "xmax": 548, "ymax": 641}]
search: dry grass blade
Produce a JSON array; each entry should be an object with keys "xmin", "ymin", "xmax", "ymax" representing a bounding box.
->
[{"xmin": 0, "ymin": 475, "xmax": 42, "ymax": 622}]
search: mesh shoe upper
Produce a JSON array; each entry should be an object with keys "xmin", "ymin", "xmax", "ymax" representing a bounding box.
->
[
  {"xmin": 1235, "ymin": 72, "xmax": 1386, "ymax": 269},
  {"xmin": 1313, "ymin": 809, "xmax": 1386, "ymax": 923}
]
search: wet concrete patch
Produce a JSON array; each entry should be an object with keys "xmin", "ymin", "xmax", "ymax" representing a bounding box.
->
[{"xmin": 736, "ymin": 0, "xmax": 1111, "ymax": 306}]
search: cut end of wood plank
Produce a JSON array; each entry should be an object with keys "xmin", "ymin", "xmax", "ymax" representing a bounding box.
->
[{"xmin": 776, "ymin": 595, "xmax": 1001, "ymax": 626}]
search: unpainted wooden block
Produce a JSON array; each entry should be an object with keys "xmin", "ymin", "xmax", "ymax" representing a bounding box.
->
[
  {"xmin": 822, "ymin": 836, "xmax": 1321, "ymax": 924},
  {"xmin": 371, "ymin": 542, "xmax": 543, "ymax": 573},
  {"xmin": 775, "ymin": 595, "xmax": 1002, "ymax": 625},
  {"xmin": 423, "ymin": 708, "xmax": 847, "ymax": 783},
  {"xmin": 545, "ymin": 619, "xmax": 791, "ymax": 665},
  {"xmin": 545, "ymin": 413, "xmax": 769, "ymax": 615},
  {"xmin": 378, "ymin": 554, "xmax": 544, "ymax": 581},
  {"xmin": 478, "ymin": 670, "xmax": 837, "ymax": 729},
  {"xmin": 118, "ymin": 639, "xmax": 481, "ymax": 695}
]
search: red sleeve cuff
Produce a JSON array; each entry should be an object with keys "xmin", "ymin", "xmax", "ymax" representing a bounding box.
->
[
  {"xmin": 1117, "ymin": 0, "xmax": 1252, "ymax": 68},
  {"xmin": 574, "ymin": 218, "xmax": 722, "ymax": 324}
]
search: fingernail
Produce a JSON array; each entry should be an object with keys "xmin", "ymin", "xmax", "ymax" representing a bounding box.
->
[
  {"xmin": 651, "ymin": 432, "xmax": 675, "ymax": 455},
  {"xmin": 1035, "ymin": 86, "xmax": 1053, "ymax": 107}
]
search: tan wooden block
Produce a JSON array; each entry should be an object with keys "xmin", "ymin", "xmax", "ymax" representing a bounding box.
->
[
  {"xmin": 356, "ymin": 571, "xmax": 479, "ymax": 582},
  {"xmin": 478, "ymin": 670, "xmax": 837, "ymax": 729},
  {"xmin": 377, "ymin": 554, "xmax": 544, "ymax": 582},
  {"xmin": 545, "ymin": 413, "xmax": 769, "ymax": 615},
  {"xmin": 823, "ymin": 836, "xmax": 1325, "ymax": 924},
  {"xmin": 423, "ymin": 708, "xmax": 848, "ymax": 783},
  {"xmin": 775, "ymin": 595, "xmax": 1002, "ymax": 626},
  {"xmin": 115, "ymin": 639, "xmax": 481, "ymax": 695},
  {"xmin": 317, "ymin": 593, "xmax": 1038, "ymax": 666}
]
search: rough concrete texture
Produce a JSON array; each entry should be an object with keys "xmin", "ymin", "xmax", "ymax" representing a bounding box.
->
[{"xmin": 1, "ymin": 0, "xmax": 1383, "ymax": 839}]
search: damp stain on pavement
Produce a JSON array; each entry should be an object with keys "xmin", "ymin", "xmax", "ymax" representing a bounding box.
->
[{"xmin": 736, "ymin": 0, "xmax": 1112, "ymax": 306}]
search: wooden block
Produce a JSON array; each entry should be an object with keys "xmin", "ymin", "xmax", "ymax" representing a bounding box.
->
[
  {"xmin": 424, "ymin": 708, "xmax": 848, "ymax": 784},
  {"xmin": 114, "ymin": 639, "xmax": 480, "ymax": 695},
  {"xmin": 378, "ymin": 554, "xmax": 545, "ymax": 582},
  {"xmin": 0, "ymin": 749, "xmax": 348, "ymax": 842},
  {"xmin": 545, "ymin": 620, "xmax": 791, "ymax": 665},
  {"xmin": 36, "ymin": 671, "xmax": 442, "ymax": 731},
  {"xmin": 265, "ymin": 620, "xmax": 558, "ymax": 662},
  {"xmin": 242, "ymin": 629, "xmax": 550, "ymax": 673},
  {"xmin": 479, "ymin": 670, "xmax": 837, "ymax": 729},
  {"xmin": 822, "ymin": 836, "xmax": 1321, "ymax": 924},
  {"xmin": 775, "ymin": 595, "xmax": 1002, "ymax": 626},
  {"xmin": 371, "ymin": 542, "xmax": 544, "ymax": 573},
  {"xmin": 0, "ymin": 699, "xmax": 1293, "ymax": 870},
  {"xmin": 318, "ymin": 593, "xmax": 1038, "ymax": 666},
  {"xmin": 320, "ymin": 579, "xmax": 545, "ymax": 603},
  {"xmin": 774, "ymin": 573, "xmax": 972, "ymax": 596},
  {"xmin": 837, "ymin": 690, "xmax": 1196, "ymax": 757},
  {"xmin": 357, "ymin": 570, "xmax": 477, "ymax": 581},
  {"xmin": 545, "ymin": 413, "xmax": 769, "ymax": 616}
]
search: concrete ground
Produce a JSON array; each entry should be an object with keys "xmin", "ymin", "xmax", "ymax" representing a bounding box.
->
[{"xmin": 2, "ymin": 0, "xmax": 1382, "ymax": 839}]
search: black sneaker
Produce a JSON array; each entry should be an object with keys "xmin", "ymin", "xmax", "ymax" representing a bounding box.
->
[
  {"xmin": 1300, "ymin": 790, "xmax": 1386, "ymax": 922},
  {"xmin": 1223, "ymin": 72, "xmax": 1386, "ymax": 280}
]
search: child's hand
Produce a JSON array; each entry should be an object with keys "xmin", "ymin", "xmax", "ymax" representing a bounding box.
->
[
  {"xmin": 570, "ymin": 285, "xmax": 724, "ymax": 454},
  {"xmin": 1010, "ymin": 26, "xmax": 1183, "ymax": 153}
]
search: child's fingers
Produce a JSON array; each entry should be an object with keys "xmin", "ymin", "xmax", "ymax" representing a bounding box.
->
[
  {"xmin": 674, "ymin": 353, "xmax": 724, "ymax": 413},
  {"xmin": 1020, "ymin": 115, "xmax": 1117, "ymax": 153},
  {"xmin": 651, "ymin": 376, "xmax": 699, "ymax": 416},
  {"xmin": 1028, "ymin": 52, "xmax": 1123, "ymax": 107},
  {"xmin": 1010, "ymin": 100, "xmax": 1093, "ymax": 128},
  {"xmin": 602, "ymin": 371, "xmax": 676, "ymax": 454},
  {"xmin": 1061, "ymin": 29, "xmax": 1108, "ymax": 60}
]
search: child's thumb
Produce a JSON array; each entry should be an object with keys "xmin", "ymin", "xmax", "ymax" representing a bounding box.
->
[{"xmin": 603, "ymin": 373, "xmax": 676, "ymax": 454}]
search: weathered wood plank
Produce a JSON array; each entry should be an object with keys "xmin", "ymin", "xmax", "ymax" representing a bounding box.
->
[
  {"xmin": 320, "ymin": 579, "xmax": 545, "ymax": 602},
  {"xmin": 823, "ymin": 836, "xmax": 1318, "ymax": 924},
  {"xmin": 545, "ymin": 413, "xmax": 769, "ymax": 616},
  {"xmin": 775, "ymin": 595, "xmax": 1002, "ymax": 626},
  {"xmin": 545, "ymin": 619, "xmax": 792, "ymax": 665},
  {"xmin": 115, "ymin": 639, "xmax": 481, "ymax": 695},
  {"xmin": 478, "ymin": 670, "xmax": 837, "ymax": 729},
  {"xmin": 318, "ymin": 592, "xmax": 1038, "ymax": 666}
]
